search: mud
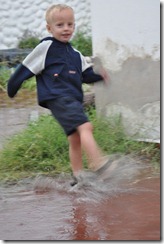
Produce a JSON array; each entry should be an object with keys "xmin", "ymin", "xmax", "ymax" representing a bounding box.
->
[{"xmin": 0, "ymin": 155, "xmax": 160, "ymax": 241}]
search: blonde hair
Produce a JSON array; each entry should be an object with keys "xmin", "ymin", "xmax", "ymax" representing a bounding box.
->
[{"xmin": 45, "ymin": 4, "xmax": 74, "ymax": 24}]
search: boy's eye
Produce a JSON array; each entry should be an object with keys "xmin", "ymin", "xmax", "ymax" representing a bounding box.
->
[
  {"xmin": 57, "ymin": 23, "xmax": 63, "ymax": 27},
  {"xmin": 56, "ymin": 23, "xmax": 74, "ymax": 28}
]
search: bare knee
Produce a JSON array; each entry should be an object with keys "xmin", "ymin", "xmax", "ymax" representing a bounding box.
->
[
  {"xmin": 77, "ymin": 122, "xmax": 93, "ymax": 134},
  {"xmin": 68, "ymin": 132, "xmax": 81, "ymax": 148}
]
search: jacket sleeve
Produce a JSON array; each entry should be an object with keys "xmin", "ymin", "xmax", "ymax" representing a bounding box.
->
[
  {"xmin": 7, "ymin": 64, "xmax": 34, "ymax": 98},
  {"xmin": 7, "ymin": 40, "xmax": 52, "ymax": 98},
  {"xmin": 82, "ymin": 67, "xmax": 103, "ymax": 84},
  {"xmin": 78, "ymin": 52, "xmax": 103, "ymax": 84}
]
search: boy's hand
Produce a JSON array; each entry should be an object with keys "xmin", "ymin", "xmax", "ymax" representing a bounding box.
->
[
  {"xmin": 99, "ymin": 68, "xmax": 110, "ymax": 85},
  {"xmin": 92, "ymin": 56, "xmax": 110, "ymax": 85}
]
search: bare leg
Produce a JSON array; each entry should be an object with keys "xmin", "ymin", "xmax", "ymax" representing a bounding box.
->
[
  {"xmin": 68, "ymin": 131, "xmax": 83, "ymax": 176},
  {"xmin": 77, "ymin": 122, "xmax": 106, "ymax": 171}
]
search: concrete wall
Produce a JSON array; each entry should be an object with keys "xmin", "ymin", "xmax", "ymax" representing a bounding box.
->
[
  {"xmin": 0, "ymin": 0, "xmax": 91, "ymax": 49},
  {"xmin": 90, "ymin": 0, "xmax": 160, "ymax": 142}
]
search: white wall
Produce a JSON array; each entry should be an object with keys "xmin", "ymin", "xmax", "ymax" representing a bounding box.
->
[
  {"xmin": 91, "ymin": 0, "xmax": 160, "ymax": 71},
  {"xmin": 91, "ymin": 0, "xmax": 160, "ymax": 142}
]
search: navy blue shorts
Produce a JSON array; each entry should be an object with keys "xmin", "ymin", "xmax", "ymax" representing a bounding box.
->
[{"xmin": 46, "ymin": 96, "xmax": 89, "ymax": 136}]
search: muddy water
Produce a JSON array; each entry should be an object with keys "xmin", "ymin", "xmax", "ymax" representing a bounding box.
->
[{"xmin": 0, "ymin": 155, "xmax": 160, "ymax": 241}]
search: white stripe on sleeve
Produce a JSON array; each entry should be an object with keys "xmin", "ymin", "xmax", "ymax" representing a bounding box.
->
[
  {"xmin": 73, "ymin": 48, "xmax": 92, "ymax": 72},
  {"xmin": 22, "ymin": 40, "xmax": 52, "ymax": 75}
]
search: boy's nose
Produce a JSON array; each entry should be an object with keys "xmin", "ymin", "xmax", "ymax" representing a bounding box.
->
[{"xmin": 64, "ymin": 24, "xmax": 69, "ymax": 30}]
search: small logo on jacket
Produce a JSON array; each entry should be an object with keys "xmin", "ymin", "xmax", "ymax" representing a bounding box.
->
[
  {"xmin": 69, "ymin": 70, "xmax": 76, "ymax": 74},
  {"xmin": 54, "ymin": 73, "xmax": 59, "ymax": 77}
]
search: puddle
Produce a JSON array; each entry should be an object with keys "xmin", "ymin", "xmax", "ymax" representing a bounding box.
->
[{"xmin": 0, "ymin": 154, "xmax": 160, "ymax": 241}]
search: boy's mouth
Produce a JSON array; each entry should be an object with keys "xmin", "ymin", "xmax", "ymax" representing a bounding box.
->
[
  {"xmin": 62, "ymin": 33, "xmax": 71, "ymax": 38},
  {"xmin": 63, "ymin": 35, "xmax": 69, "ymax": 38}
]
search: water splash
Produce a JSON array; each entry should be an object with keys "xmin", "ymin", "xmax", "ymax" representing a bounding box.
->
[{"xmin": 32, "ymin": 154, "xmax": 153, "ymax": 203}]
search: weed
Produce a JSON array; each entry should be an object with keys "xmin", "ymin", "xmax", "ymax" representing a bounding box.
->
[
  {"xmin": 0, "ymin": 109, "xmax": 160, "ymax": 182},
  {"xmin": 0, "ymin": 67, "xmax": 11, "ymax": 91},
  {"xmin": 18, "ymin": 30, "xmax": 40, "ymax": 49},
  {"xmin": 71, "ymin": 31, "xmax": 92, "ymax": 56}
]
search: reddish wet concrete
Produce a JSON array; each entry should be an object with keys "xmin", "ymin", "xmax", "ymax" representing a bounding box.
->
[
  {"xmin": 67, "ymin": 177, "xmax": 160, "ymax": 241},
  {"xmin": 0, "ymin": 157, "xmax": 160, "ymax": 241}
]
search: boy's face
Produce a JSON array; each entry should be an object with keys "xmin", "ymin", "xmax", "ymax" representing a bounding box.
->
[{"xmin": 46, "ymin": 8, "xmax": 75, "ymax": 43}]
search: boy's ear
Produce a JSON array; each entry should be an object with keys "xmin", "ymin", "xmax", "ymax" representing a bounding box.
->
[{"xmin": 46, "ymin": 24, "xmax": 51, "ymax": 33}]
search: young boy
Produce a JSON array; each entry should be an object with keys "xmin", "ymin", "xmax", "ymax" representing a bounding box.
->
[{"xmin": 7, "ymin": 4, "xmax": 111, "ymax": 185}]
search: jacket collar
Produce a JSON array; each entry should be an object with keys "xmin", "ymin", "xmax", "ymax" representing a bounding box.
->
[{"xmin": 40, "ymin": 36, "xmax": 70, "ymax": 47}]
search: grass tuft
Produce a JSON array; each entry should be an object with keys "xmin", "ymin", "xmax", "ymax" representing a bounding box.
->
[{"xmin": 0, "ymin": 108, "xmax": 160, "ymax": 182}]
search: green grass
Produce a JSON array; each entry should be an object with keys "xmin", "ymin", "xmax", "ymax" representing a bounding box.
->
[
  {"xmin": 0, "ymin": 108, "xmax": 160, "ymax": 183},
  {"xmin": 22, "ymin": 77, "xmax": 36, "ymax": 90},
  {"xmin": 71, "ymin": 32, "xmax": 92, "ymax": 56},
  {"xmin": 0, "ymin": 66, "xmax": 11, "ymax": 91},
  {"xmin": 0, "ymin": 115, "xmax": 70, "ymax": 182}
]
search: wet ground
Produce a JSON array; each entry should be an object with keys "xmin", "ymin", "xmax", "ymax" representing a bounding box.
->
[
  {"xmin": 0, "ymin": 91, "xmax": 49, "ymax": 149},
  {"xmin": 0, "ymin": 154, "xmax": 160, "ymax": 241}
]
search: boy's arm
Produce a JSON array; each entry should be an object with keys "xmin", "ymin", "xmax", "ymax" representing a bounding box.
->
[
  {"xmin": 7, "ymin": 64, "xmax": 34, "ymax": 98},
  {"xmin": 80, "ymin": 54, "xmax": 109, "ymax": 84},
  {"xmin": 82, "ymin": 67, "xmax": 103, "ymax": 84},
  {"xmin": 7, "ymin": 40, "xmax": 52, "ymax": 98}
]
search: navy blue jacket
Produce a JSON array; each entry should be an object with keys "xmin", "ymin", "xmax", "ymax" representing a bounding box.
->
[{"xmin": 7, "ymin": 37, "xmax": 103, "ymax": 108}]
